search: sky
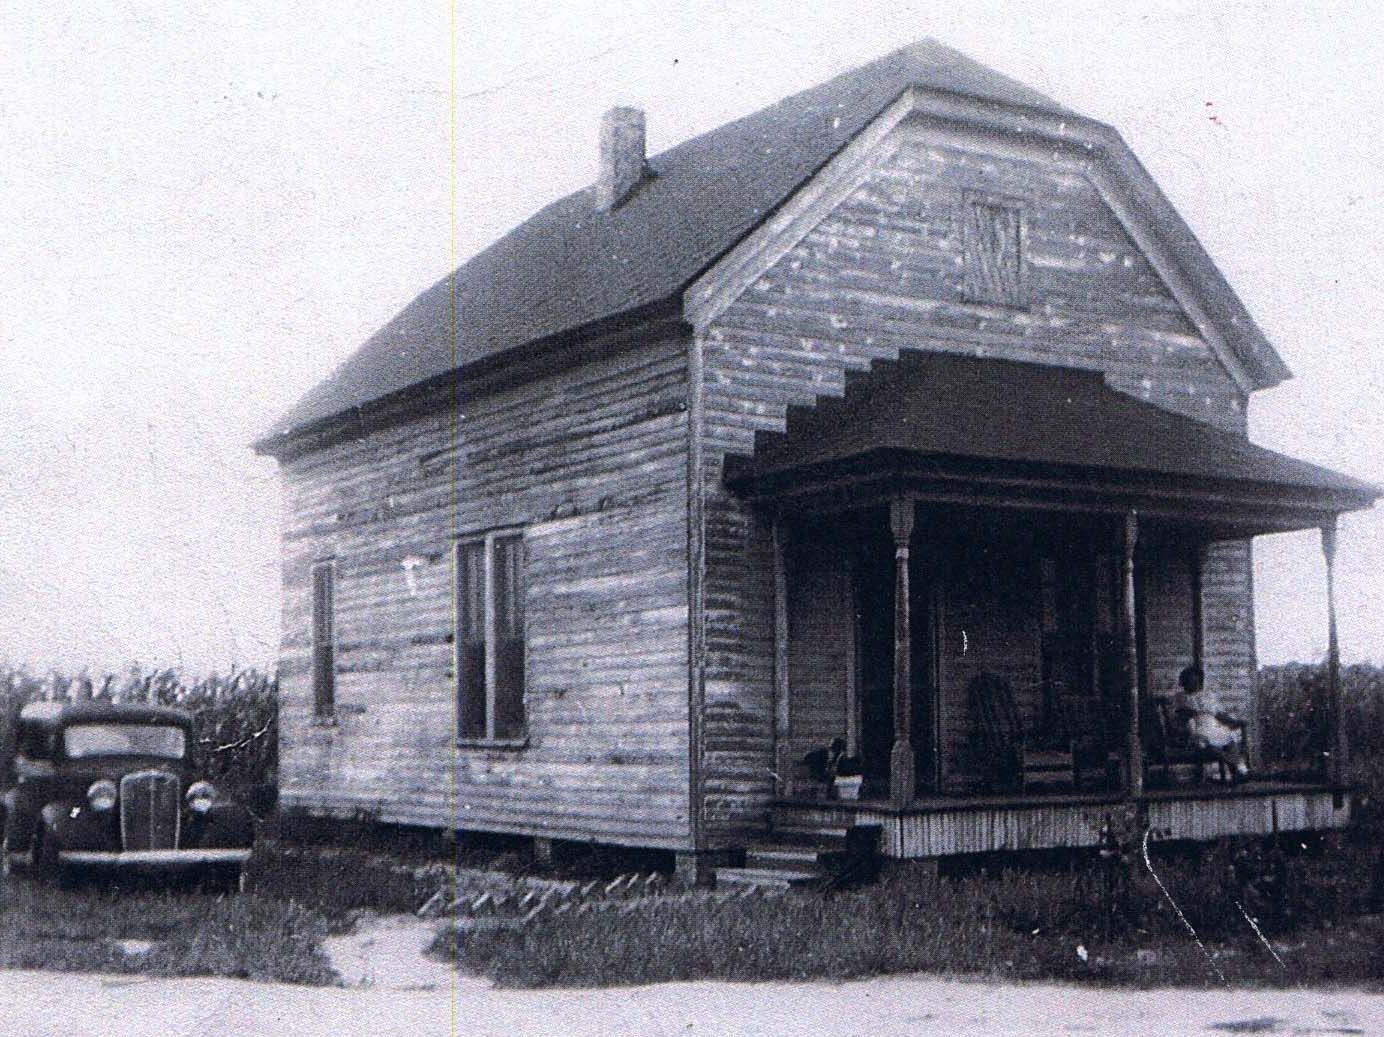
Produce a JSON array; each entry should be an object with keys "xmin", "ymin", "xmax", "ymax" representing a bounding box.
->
[{"xmin": 2, "ymin": 0, "xmax": 1381, "ymax": 674}]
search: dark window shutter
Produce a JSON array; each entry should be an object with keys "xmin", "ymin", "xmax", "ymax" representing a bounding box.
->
[
  {"xmin": 492, "ymin": 534, "xmax": 526, "ymax": 739},
  {"xmin": 458, "ymin": 541, "xmax": 488, "ymax": 738},
  {"xmin": 311, "ymin": 562, "xmax": 335, "ymax": 717}
]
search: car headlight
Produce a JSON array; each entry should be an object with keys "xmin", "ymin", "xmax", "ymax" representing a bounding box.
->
[
  {"xmin": 87, "ymin": 779, "xmax": 117, "ymax": 812},
  {"xmin": 185, "ymin": 780, "xmax": 216, "ymax": 813}
]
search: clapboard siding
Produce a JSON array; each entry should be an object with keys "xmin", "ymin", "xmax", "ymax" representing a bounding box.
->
[
  {"xmin": 1142, "ymin": 546, "xmax": 1197, "ymax": 700},
  {"xmin": 277, "ymin": 327, "xmax": 695, "ymax": 849},
  {"xmin": 785, "ymin": 544, "xmax": 853, "ymax": 745},
  {"xmin": 695, "ymin": 121, "xmax": 1257, "ymax": 832},
  {"xmin": 699, "ymin": 495, "xmax": 777, "ymax": 840},
  {"xmin": 1202, "ymin": 539, "xmax": 1258, "ymax": 759}
]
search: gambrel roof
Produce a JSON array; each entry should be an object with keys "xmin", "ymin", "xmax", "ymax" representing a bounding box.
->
[{"xmin": 257, "ymin": 39, "xmax": 1289, "ymax": 452}]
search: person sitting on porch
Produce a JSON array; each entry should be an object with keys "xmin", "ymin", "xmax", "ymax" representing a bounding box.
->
[{"xmin": 1173, "ymin": 665, "xmax": 1250, "ymax": 782}]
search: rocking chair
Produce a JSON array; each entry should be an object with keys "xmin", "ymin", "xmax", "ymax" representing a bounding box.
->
[
  {"xmin": 1141, "ymin": 696, "xmax": 1248, "ymax": 785},
  {"xmin": 968, "ymin": 673, "xmax": 1072, "ymax": 792}
]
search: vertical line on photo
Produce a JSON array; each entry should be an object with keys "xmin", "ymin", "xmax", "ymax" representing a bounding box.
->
[
  {"xmin": 1235, "ymin": 901, "xmax": 1286, "ymax": 971},
  {"xmin": 449, "ymin": 2, "xmax": 460, "ymax": 1032},
  {"xmin": 1141, "ymin": 826, "xmax": 1226, "ymax": 986}
]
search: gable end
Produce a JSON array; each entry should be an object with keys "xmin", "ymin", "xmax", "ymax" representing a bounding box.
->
[{"xmin": 686, "ymin": 84, "xmax": 1285, "ymax": 398}]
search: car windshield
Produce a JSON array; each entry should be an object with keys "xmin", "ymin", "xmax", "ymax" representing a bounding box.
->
[{"xmin": 63, "ymin": 724, "xmax": 186, "ymax": 760}]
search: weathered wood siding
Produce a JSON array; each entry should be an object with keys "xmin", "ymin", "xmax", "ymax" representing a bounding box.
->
[
  {"xmin": 277, "ymin": 329, "xmax": 694, "ymax": 848},
  {"xmin": 784, "ymin": 540, "xmax": 853, "ymax": 748},
  {"xmin": 1201, "ymin": 539, "xmax": 1258, "ymax": 758},
  {"xmin": 700, "ymin": 499, "xmax": 777, "ymax": 841},
  {"xmin": 1142, "ymin": 546, "xmax": 1196, "ymax": 699},
  {"xmin": 696, "ymin": 119, "xmax": 1258, "ymax": 832}
]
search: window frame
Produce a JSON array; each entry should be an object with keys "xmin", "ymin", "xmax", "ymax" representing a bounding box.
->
[
  {"xmin": 310, "ymin": 558, "xmax": 337, "ymax": 721},
  {"xmin": 455, "ymin": 528, "xmax": 529, "ymax": 749}
]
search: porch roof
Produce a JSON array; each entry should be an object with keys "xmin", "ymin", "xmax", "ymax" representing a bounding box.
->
[{"xmin": 723, "ymin": 353, "xmax": 1378, "ymax": 532}]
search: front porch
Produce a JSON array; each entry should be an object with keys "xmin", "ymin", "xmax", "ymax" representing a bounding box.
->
[{"xmin": 717, "ymin": 352, "xmax": 1373, "ymax": 868}]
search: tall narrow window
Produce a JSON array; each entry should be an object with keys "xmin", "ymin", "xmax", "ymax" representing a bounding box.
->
[
  {"xmin": 311, "ymin": 561, "xmax": 335, "ymax": 717},
  {"xmin": 457, "ymin": 531, "xmax": 527, "ymax": 743},
  {"xmin": 962, "ymin": 197, "xmax": 1025, "ymax": 308}
]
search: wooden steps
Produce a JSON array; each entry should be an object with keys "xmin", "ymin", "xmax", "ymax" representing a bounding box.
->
[
  {"xmin": 745, "ymin": 845, "xmax": 823, "ymax": 869},
  {"xmin": 714, "ymin": 865, "xmax": 818, "ymax": 892},
  {"xmin": 712, "ymin": 807, "xmax": 866, "ymax": 891}
]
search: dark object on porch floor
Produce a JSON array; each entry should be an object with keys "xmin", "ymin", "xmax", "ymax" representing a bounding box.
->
[
  {"xmin": 1142, "ymin": 696, "xmax": 1249, "ymax": 785},
  {"xmin": 969, "ymin": 673, "xmax": 1072, "ymax": 792}
]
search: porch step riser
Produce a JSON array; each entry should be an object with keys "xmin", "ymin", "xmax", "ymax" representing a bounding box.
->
[
  {"xmin": 715, "ymin": 866, "xmax": 818, "ymax": 891},
  {"xmin": 746, "ymin": 847, "xmax": 825, "ymax": 869},
  {"xmin": 766, "ymin": 825, "xmax": 849, "ymax": 849}
]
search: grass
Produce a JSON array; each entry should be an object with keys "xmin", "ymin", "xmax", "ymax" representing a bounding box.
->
[
  {"xmin": 434, "ymin": 662, "xmax": 1384, "ymax": 989},
  {"xmin": 0, "ymin": 877, "xmax": 337, "ymax": 984},
  {"xmin": 246, "ymin": 838, "xmax": 451, "ymax": 921},
  {"xmin": 441, "ymin": 840, "xmax": 1384, "ymax": 989},
  {"xmin": 0, "ymin": 660, "xmax": 1378, "ymax": 990}
]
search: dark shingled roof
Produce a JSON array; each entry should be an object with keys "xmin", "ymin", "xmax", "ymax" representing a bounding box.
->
[
  {"xmin": 726, "ymin": 351, "xmax": 1379, "ymax": 511},
  {"xmin": 258, "ymin": 38, "xmax": 1293, "ymax": 451},
  {"xmin": 258, "ymin": 40, "xmax": 1083, "ymax": 446}
]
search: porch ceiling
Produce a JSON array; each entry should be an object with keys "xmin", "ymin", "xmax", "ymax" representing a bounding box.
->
[{"xmin": 723, "ymin": 353, "xmax": 1378, "ymax": 534}]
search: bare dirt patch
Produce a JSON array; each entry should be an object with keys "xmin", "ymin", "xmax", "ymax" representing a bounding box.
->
[{"xmin": 323, "ymin": 913, "xmax": 456, "ymax": 991}]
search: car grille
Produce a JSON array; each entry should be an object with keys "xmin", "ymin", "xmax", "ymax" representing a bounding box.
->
[{"xmin": 119, "ymin": 770, "xmax": 181, "ymax": 851}]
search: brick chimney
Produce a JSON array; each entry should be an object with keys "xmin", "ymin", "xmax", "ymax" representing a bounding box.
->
[{"xmin": 595, "ymin": 106, "xmax": 647, "ymax": 211}]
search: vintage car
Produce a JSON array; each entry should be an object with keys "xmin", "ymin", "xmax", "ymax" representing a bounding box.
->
[{"xmin": 0, "ymin": 701, "xmax": 254, "ymax": 885}]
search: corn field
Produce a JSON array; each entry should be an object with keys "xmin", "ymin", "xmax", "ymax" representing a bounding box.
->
[{"xmin": 0, "ymin": 665, "xmax": 277, "ymax": 813}]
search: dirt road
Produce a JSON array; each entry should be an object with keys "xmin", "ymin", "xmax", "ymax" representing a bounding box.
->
[{"xmin": 6, "ymin": 966, "xmax": 1382, "ymax": 1037}]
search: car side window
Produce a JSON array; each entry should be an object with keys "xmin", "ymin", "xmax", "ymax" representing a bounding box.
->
[{"xmin": 16, "ymin": 722, "xmax": 50, "ymax": 760}]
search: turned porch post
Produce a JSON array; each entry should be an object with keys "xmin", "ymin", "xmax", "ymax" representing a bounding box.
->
[
  {"xmin": 1121, "ymin": 511, "xmax": 1143, "ymax": 798},
  {"xmin": 1321, "ymin": 519, "xmax": 1345, "ymax": 788},
  {"xmin": 889, "ymin": 497, "xmax": 915, "ymax": 806}
]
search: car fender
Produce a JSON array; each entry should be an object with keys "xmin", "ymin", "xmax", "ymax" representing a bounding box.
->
[
  {"xmin": 2, "ymin": 788, "xmax": 36, "ymax": 852},
  {"xmin": 47, "ymin": 800, "xmax": 123, "ymax": 853},
  {"xmin": 190, "ymin": 801, "xmax": 255, "ymax": 848}
]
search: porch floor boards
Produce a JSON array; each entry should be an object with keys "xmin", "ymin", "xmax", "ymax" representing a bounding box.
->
[{"xmin": 776, "ymin": 778, "xmax": 1331, "ymax": 815}]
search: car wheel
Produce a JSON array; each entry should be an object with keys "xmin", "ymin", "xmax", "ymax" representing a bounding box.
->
[
  {"xmin": 32, "ymin": 827, "xmax": 73, "ymax": 889},
  {"xmin": 204, "ymin": 863, "xmax": 245, "ymax": 895}
]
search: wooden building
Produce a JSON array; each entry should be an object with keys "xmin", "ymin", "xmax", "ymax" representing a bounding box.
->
[{"xmin": 255, "ymin": 41, "xmax": 1377, "ymax": 883}]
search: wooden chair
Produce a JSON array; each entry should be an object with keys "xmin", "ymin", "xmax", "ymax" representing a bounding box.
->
[
  {"xmin": 1141, "ymin": 697, "xmax": 1248, "ymax": 785},
  {"xmin": 1055, "ymin": 687, "xmax": 1120, "ymax": 790},
  {"xmin": 968, "ymin": 673, "xmax": 1072, "ymax": 792}
]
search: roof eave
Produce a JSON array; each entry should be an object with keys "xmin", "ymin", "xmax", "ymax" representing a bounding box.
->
[{"xmin": 253, "ymin": 298, "xmax": 688, "ymax": 459}]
